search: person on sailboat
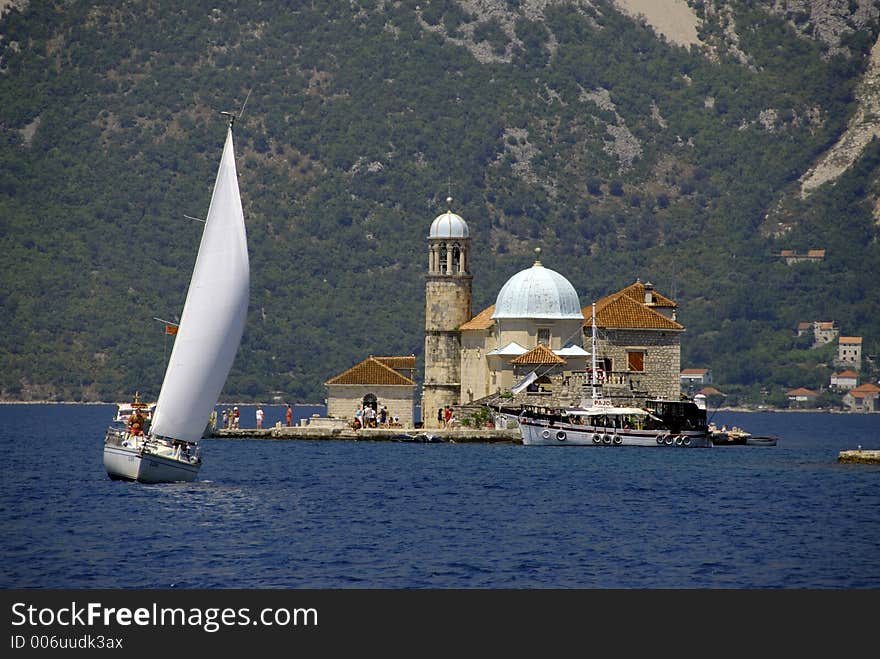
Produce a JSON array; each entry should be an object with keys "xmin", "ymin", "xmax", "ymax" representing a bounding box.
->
[{"xmin": 128, "ymin": 408, "xmax": 145, "ymax": 436}]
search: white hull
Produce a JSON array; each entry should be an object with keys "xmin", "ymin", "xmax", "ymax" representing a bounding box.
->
[
  {"xmin": 519, "ymin": 419, "xmax": 711, "ymax": 448},
  {"xmin": 104, "ymin": 428, "xmax": 201, "ymax": 483}
]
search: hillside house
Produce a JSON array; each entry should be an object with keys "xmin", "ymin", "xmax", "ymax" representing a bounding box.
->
[
  {"xmin": 680, "ymin": 368, "xmax": 712, "ymax": 387},
  {"xmin": 842, "ymin": 383, "xmax": 880, "ymax": 413},
  {"xmin": 777, "ymin": 249, "xmax": 826, "ymax": 264},
  {"xmin": 795, "ymin": 321, "xmax": 838, "ymax": 346},
  {"xmin": 830, "ymin": 370, "xmax": 859, "ymax": 390},
  {"xmin": 837, "ymin": 336, "xmax": 862, "ymax": 368},
  {"xmin": 787, "ymin": 387, "xmax": 818, "ymax": 406}
]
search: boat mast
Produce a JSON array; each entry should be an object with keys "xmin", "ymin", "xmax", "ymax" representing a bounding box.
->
[{"xmin": 591, "ymin": 302, "xmax": 598, "ymax": 400}]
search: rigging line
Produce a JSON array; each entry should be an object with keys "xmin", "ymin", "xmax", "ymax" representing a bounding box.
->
[{"xmin": 239, "ymin": 88, "xmax": 252, "ymax": 122}]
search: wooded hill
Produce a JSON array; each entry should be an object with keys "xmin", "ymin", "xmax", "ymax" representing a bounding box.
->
[{"xmin": 1, "ymin": 0, "xmax": 879, "ymax": 406}]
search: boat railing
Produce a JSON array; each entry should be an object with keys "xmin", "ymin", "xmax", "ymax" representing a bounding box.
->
[{"xmin": 567, "ymin": 370, "xmax": 631, "ymax": 389}]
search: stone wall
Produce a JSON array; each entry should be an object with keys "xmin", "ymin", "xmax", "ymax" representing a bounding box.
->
[
  {"xmin": 326, "ymin": 384, "xmax": 416, "ymax": 427},
  {"xmin": 423, "ymin": 274, "xmax": 472, "ymax": 427},
  {"xmin": 598, "ymin": 329, "xmax": 681, "ymax": 401}
]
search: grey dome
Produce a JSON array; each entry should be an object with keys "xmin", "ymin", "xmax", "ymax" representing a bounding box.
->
[
  {"xmin": 492, "ymin": 258, "xmax": 584, "ymax": 320},
  {"xmin": 429, "ymin": 199, "xmax": 469, "ymax": 238}
]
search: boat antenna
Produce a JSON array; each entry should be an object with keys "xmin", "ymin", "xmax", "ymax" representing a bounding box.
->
[
  {"xmin": 591, "ymin": 302, "xmax": 599, "ymax": 401},
  {"xmin": 220, "ymin": 110, "xmax": 236, "ymax": 130},
  {"xmin": 220, "ymin": 89, "xmax": 252, "ymax": 131},
  {"xmin": 183, "ymin": 214, "xmax": 205, "ymax": 223}
]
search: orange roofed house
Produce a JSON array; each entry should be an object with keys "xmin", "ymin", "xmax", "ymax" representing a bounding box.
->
[
  {"xmin": 842, "ymin": 383, "xmax": 880, "ymax": 413},
  {"xmin": 836, "ymin": 336, "xmax": 862, "ymax": 369},
  {"xmin": 325, "ymin": 356, "xmax": 417, "ymax": 427},
  {"xmin": 787, "ymin": 387, "xmax": 819, "ymax": 406}
]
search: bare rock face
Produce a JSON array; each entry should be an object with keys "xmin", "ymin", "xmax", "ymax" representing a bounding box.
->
[{"xmin": 800, "ymin": 34, "xmax": 880, "ymax": 197}]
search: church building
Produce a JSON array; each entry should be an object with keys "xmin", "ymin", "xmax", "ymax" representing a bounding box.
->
[{"xmin": 421, "ymin": 203, "xmax": 685, "ymax": 428}]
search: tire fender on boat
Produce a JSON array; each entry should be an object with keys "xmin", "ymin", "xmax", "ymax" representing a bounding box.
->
[
  {"xmin": 674, "ymin": 435, "xmax": 684, "ymax": 446},
  {"xmin": 541, "ymin": 429, "xmax": 551, "ymax": 440},
  {"xmin": 664, "ymin": 435, "xmax": 674, "ymax": 446},
  {"xmin": 556, "ymin": 430, "xmax": 567, "ymax": 441},
  {"xmin": 602, "ymin": 434, "xmax": 612, "ymax": 444},
  {"xmin": 657, "ymin": 434, "xmax": 667, "ymax": 445},
  {"xmin": 592, "ymin": 434, "xmax": 602, "ymax": 444},
  {"xmin": 683, "ymin": 436, "xmax": 692, "ymax": 446},
  {"xmin": 612, "ymin": 434, "xmax": 622, "ymax": 445}
]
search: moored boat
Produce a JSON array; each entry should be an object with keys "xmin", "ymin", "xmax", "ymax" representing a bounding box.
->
[
  {"xmin": 516, "ymin": 302, "xmax": 710, "ymax": 447},
  {"xmin": 517, "ymin": 397, "xmax": 711, "ymax": 447}
]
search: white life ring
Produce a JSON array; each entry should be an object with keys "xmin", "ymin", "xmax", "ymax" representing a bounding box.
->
[
  {"xmin": 612, "ymin": 434, "xmax": 622, "ymax": 445},
  {"xmin": 592, "ymin": 434, "xmax": 602, "ymax": 444},
  {"xmin": 556, "ymin": 430, "xmax": 567, "ymax": 441},
  {"xmin": 541, "ymin": 429, "xmax": 551, "ymax": 439}
]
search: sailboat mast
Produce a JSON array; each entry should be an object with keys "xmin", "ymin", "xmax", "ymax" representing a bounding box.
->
[{"xmin": 591, "ymin": 302, "xmax": 598, "ymax": 400}]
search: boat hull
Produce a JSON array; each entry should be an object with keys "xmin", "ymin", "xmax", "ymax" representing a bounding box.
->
[
  {"xmin": 103, "ymin": 428, "xmax": 201, "ymax": 483},
  {"xmin": 518, "ymin": 419, "xmax": 711, "ymax": 447}
]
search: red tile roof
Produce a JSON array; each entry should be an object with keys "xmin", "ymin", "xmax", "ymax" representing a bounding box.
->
[
  {"xmin": 589, "ymin": 293, "xmax": 683, "ymax": 330},
  {"xmin": 459, "ymin": 304, "xmax": 496, "ymax": 330},
  {"xmin": 787, "ymin": 387, "xmax": 818, "ymax": 396},
  {"xmin": 618, "ymin": 280, "xmax": 677, "ymax": 308},
  {"xmin": 373, "ymin": 355, "xmax": 416, "ymax": 371},
  {"xmin": 511, "ymin": 343, "xmax": 565, "ymax": 365},
  {"xmin": 698, "ymin": 387, "xmax": 724, "ymax": 396},
  {"xmin": 326, "ymin": 357, "xmax": 416, "ymax": 386},
  {"xmin": 849, "ymin": 383, "xmax": 880, "ymax": 395}
]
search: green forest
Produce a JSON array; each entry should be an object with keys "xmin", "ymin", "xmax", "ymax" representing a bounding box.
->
[{"xmin": 1, "ymin": 0, "xmax": 879, "ymax": 407}]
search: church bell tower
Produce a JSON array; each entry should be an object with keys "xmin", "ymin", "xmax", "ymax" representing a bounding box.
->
[{"xmin": 422, "ymin": 198, "xmax": 472, "ymax": 428}]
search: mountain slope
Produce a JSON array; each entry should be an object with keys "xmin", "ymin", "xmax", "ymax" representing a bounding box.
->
[{"xmin": 0, "ymin": 0, "xmax": 878, "ymax": 404}]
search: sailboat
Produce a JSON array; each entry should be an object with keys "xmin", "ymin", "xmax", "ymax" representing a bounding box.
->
[{"xmin": 103, "ymin": 114, "xmax": 249, "ymax": 482}]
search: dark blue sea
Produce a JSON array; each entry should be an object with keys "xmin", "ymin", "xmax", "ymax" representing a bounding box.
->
[{"xmin": 1, "ymin": 404, "xmax": 878, "ymax": 589}]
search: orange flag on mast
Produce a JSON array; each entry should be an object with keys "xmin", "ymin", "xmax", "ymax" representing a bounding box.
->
[{"xmin": 165, "ymin": 324, "xmax": 178, "ymax": 335}]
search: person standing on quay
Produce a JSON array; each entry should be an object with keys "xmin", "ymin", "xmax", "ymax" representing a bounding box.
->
[
  {"xmin": 256, "ymin": 405, "xmax": 264, "ymax": 429},
  {"xmin": 286, "ymin": 404, "xmax": 293, "ymax": 427}
]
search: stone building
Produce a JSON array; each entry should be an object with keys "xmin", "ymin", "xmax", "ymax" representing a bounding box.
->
[
  {"xmin": 419, "ymin": 198, "xmax": 687, "ymax": 423},
  {"xmin": 795, "ymin": 321, "xmax": 838, "ymax": 347},
  {"xmin": 842, "ymin": 383, "xmax": 880, "ymax": 413},
  {"xmin": 584, "ymin": 282, "xmax": 684, "ymax": 403},
  {"xmin": 325, "ymin": 356, "xmax": 417, "ymax": 427},
  {"xmin": 837, "ymin": 336, "xmax": 862, "ymax": 369},
  {"xmin": 421, "ymin": 199, "xmax": 472, "ymax": 429},
  {"xmin": 456, "ymin": 250, "xmax": 588, "ymax": 413}
]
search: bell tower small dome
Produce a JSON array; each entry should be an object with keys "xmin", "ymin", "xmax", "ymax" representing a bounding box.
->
[{"xmin": 429, "ymin": 197, "xmax": 469, "ymax": 239}]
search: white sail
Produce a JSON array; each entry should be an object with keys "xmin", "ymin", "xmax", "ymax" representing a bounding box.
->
[{"xmin": 150, "ymin": 126, "xmax": 249, "ymax": 442}]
